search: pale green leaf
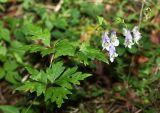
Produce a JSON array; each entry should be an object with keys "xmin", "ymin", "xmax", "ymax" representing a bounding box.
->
[
  {"xmin": 0, "ymin": 28, "xmax": 10, "ymax": 42},
  {"xmin": 40, "ymin": 29, "xmax": 51, "ymax": 46},
  {"xmin": 0, "ymin": 45, "xmax": 7, "ymax": 56},
  {"xmin": 0, "ymin": 0, "xmax": 8, "ymax": 3},
  {"xmin": 97, "ymin": 16, "xmax": 104, "ymax": 25},
  {"xmin": 0, "ymin": 105, "xmax": 19, "ymax": 113}
]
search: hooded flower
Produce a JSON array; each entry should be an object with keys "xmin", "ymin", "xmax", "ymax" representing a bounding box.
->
[
  {"xmin": 108, "ymin": 44, "xmax": 118, "ymax": 62},
  {"xmin": 123, "ymin": 28, "xmax": 134, "ymax": 48},
  {"xmin": 132, "ymin": 26, "xmax": 141, "ymax": 44},
  {"xmin": 102, "ymin": 32, "xmax": 110, "ymax": 50},
  {"xmin": 102, "ymin": 31, "xmax": 119, "ymax": 62},
  {"xmin": 110, "ymin": 31, "xmax": 119, "ymax": 47}
]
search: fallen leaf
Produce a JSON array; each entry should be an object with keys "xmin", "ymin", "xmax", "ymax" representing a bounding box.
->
[
  {"xmin": 150, "ymin": 30, "xmax": 160, "ymax": 44},
  {"xmin": 105, "ymin": 4, "xmax": 112, "ymax": 12},
  {"xmin": 137, "ymin": 56, "xmax": 149, "ymax": 64},
  {"xmin": 80, "ymin": 32, "xmax": 89, "ymax": 42}
]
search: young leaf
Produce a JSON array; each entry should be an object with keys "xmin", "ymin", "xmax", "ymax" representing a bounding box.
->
[
  {"xmin": 97, "ymin": 16, "xmax": 104, "ymax": 25},
  {"xmin": 39, "ymin": 29, "xmax": 51, "ymax": 46}
]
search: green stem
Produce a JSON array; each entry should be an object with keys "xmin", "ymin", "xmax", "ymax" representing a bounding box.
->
[
  {"xmin": 24, "ymin": 97, "xmax": 37, "ymax": 113},
  {"xmin": 49, "ymin": 54, "xmax": 54, "ymax": 67},
  {"xmin": 138, "ymin": 0, "xmax": 145, "ymax": 29},
  {"xmin": 128, "ymin": 56, "xmax": 135, "ymax": 77}
]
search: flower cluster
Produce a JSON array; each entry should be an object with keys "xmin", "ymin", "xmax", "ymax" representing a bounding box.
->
[
  {"xmin": 102, "ymin": 26, "xmax": 141, "ymax": 62},
  {"xmin": 123, "ymin": 26, "xmax": 141, "ymax": 48},
  {"xmin": 102, "ymin": 31, "xmax": 119, "ymax": 62}
]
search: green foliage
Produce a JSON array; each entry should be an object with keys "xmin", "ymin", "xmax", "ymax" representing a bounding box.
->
[
  {"xmin": 0, "ymin": 26, "xmax": 10, "ymax": 42},
  {"xmin": 45, "ymin": 87, "xmax": 72, "ymax": 108},
  {"xmin": 16, "ymin": 81, "xmax": 46, "ymax": 96},
  {"xmin": 24, "ymin": 23, "xmax": 51, "ymax": 46},
  {"xmin": 0, "ymin": 0, "xmax": 159, "ymax": 112},
  {"xmin": 0, "ymin": 61, "xmax": 20, "ymax": 84},
  {"xmin": 54, "ymin": 39, "xmax": 76, "ymax": 58},
  {"xmin": 78, "ymin": 42, "xmax": 108, "ymax": 65},
  {"xmin": 16, "ymin": 62, "xmax": 91, "ymax": 107},
  {"xmin": 0, "ymin": 0, "xmax": 8, "ymax": 3},
  {"xmin": 0, "ymin": 43, "xmax": 7, "ymax": 56},
  {"xmin": 0, "ymin": 105, "xmax": 19, "ymax": 113},
  {"xmin": 97, "ymin": 16, "xmax": 104, "ymax": 26}
]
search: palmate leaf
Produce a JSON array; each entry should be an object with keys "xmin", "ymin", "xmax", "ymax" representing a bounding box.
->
[
  {"xmin": 16, "ymin": 61, "xmax": 91, "ymax": 108},
  {"xmin": 45, "ymin": 62, "xmax": 91, "ymax": 107},
  {"xmin": 55, "ymin": 67, "xmax": 91, "ymax": 89}
]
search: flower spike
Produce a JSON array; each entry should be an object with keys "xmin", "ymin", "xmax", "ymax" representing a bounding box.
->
[
  {"xmin": 123, "ymin": 28, "xmax": 134, "ymax": 48},
  {"xmin": 132, "ymin": 26, "xmax": 141, "ymax": 44},
  {"xmin": 102, "ymin": 32, "xmax": 110, "ymax": 51}
]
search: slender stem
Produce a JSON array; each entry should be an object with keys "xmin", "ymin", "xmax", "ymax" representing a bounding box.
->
[
  {"xmin": 138, "ymin": 0, "xmax": 145, "ymax": 29},
  {"xmin": 128, "ymin": 56, "xmax": 135, "ymax": 77},
  {"xmin": 49, "ymin": 54, "xmax": 54, "ymax": 67},
  {"xmin": 24, "ymin": 97, "xmax": 37, "ymax": 113}
]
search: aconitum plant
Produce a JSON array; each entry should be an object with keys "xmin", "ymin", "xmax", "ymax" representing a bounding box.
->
[
  {"xmin": 102, "ymin": 31, "xmax": 119, "ymax": 62},
  {"xmin": 102, "ymin": 26, "xmax": 141, "ymax": 62}
]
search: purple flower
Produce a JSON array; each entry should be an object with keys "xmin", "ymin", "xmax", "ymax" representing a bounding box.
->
[
  {"xmin": 102, "ymin": 32, "xmax": 110, "ymax": 50},
  {"xmin": 132, "ymin": 26, "xmax": 141, "ymax": 44},
  {"xmin": 123, "ymin": 28, "xmax": 134, "ymax": 48},
  {"xmin": 102, "ymin": 31, "xmax": 119, "ymax": 62},
  {"xmin": 108, "ymin": 44, "xmax": 118, "ymax": 62},
  {"xmin": 110, "ymin": 31, "xmax": 119, "ymax": 47}
]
